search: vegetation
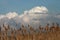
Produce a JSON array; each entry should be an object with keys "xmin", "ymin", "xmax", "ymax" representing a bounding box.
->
[{"xmin": 0, "ymin": 23, "xmax": 60, "ymax": 40}]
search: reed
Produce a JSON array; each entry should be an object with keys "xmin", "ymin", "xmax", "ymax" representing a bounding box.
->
[{"xmin": 0, "ymin": 23, "xmax": 60, "ymax": 40}]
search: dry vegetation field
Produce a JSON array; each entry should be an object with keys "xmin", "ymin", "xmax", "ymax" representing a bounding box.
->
[{"xmin": 0, "ymin": 23, "xmax": 60, "ymax": 40}]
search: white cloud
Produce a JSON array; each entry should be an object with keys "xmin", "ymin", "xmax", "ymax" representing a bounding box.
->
[
  {"xmin": 21, "ymin": 6, "xmax": 49, "ymax": 27},
  {"xmin": 6, "ymin": 12, "xmax": 18, "ymax": 19},
  {"xmin": 22, "ymin": 15, "xmax": 30, "ymax": 23},
  {"xmin": 0, "ymin": 6, "xmax": 49, "ymax": 28},
  {"xmin": 28, "ymin": 6, "xmax": 48, "ymax": 13},
  {"xmin": 0, "ymin": 6, "xmax": 60, "ymax": 29},
  {"xmin": 26, "ymin": 6, "xmax": 48, "ymax": 19},
  {"xmin": 0, "ymin": 15, "xmax": 5, "ymax": 19}
]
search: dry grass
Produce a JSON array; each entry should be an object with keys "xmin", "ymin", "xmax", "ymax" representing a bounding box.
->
[{"xmin": 0, "ymin": 23, "xmax": 60, "ymax": 40}]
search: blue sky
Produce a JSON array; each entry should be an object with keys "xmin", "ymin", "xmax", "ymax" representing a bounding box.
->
[{"xmin": 0, "ymin": 0, "xmax": 60, "ymax": 14}]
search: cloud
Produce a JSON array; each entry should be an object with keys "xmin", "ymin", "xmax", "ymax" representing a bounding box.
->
[
  {"xmin": 20, "ymin": 6, "xmax": 49, "ymax": 27},
  {"xmin": 0, "ymin": 15, "xmax": 5, "ymax": 19},
  {"xmin": 0, "ymin": 6, "xmax": 49, "ymax": 28},
  {"xmin": 27, "ymin": 6, "xmax": 48, "ymax": 18},
  {"xmin": 0, "ymin": 6, "xmax": 60, "ymax": 29},
  {"xmin": 27, "ymin": 6, "xmax": 48, "ymax": 23},
  {"xmin": 0, "ymin": 12, "xmax": 18, "ymax": 19},
  {"xmin": 28, "ymin": 6, "xmax": 48, "ymax": 13},
  {"xmin": 6, "ymin": 12, "xmax": 18, "ymax": 19}
]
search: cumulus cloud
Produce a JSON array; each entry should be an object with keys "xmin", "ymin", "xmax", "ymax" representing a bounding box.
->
[
  {"xmin": 0, "ymin": 15, "xmax": 5, "ymax": 19},
  {"xmin": 0, "ymin": 6, "xmax": 60, "ymax": 29},
  {"xmin": 28, "ymin": 6, "xmax": 48, "ymax": 13},
  {"xmin": 6, "ymin": 12, "xmax": 18, "ymax": 19},
  {"xmin": 0, "ymin": 6, "xmax": 49, "ymax": 28},
  {"xmin": 0, "ymin": 12, "xmax": 18, "ymax": 19},
  {"xmin": 27, "ymin": 6, "xmax": 48, "ymax": 18}
]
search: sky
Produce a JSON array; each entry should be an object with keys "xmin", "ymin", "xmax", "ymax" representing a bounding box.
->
[
  {"xmin": 0, "ymin": 0, "xmax": 60, "ymax": 29},
  {"xmin": 0, "ymin": 0, "xmax": 60, "ymax": 14}
]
